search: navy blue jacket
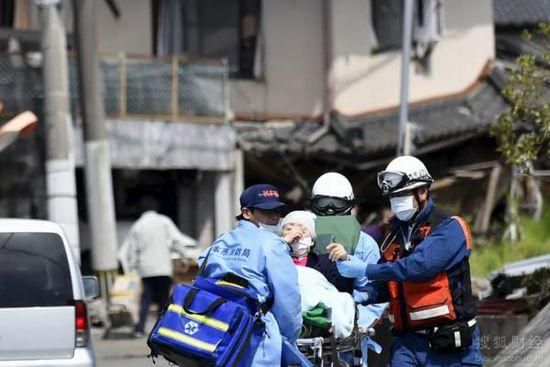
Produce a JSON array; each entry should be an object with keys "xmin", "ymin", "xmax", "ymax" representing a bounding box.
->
[{"xmin": 362, "ymin": 198, "xmax": 471, "ymax": 303}]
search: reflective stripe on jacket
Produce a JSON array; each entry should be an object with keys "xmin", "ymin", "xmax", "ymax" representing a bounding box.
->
[
  {"xmin": 381, "ymin": 207, "xmax": 476, "ymax": 331},
  {"xmin": 197, "ymin": 220, "xmax": 303, "ymax": 366}
]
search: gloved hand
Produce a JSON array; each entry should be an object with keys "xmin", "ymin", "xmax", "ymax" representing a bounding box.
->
[
  {"xmin": 353, "ymin": 290, "xmax": 370, "ymax": 305},
  {"xmin": 336, "ymin": 255, "xmax": 367, "ymax": 278}
]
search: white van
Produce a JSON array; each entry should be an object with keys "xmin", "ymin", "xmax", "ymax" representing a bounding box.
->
[{"xmin": 0, "ymin": 219, "xmax": 99, "ymax": 367}]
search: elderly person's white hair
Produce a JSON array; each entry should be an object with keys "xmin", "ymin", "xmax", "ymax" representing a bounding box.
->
[{"xmin": 281, "ymin": 210, "xmax": 317, "ymax": 239}]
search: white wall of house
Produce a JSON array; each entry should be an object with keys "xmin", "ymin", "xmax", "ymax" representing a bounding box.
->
[
  {"xmin": 230, "ymin": 0, "xmax": 325, "ymax": 118},
  {"xmin": 331, "ymin": 0, "xmax": 495, "ymax": 115},
  {"xmin": 85, "ymin": 0, "xmax": 494, "ymax": 118},
  {"xmin": 95, "ymin": 0, "xmax": 152, "ymax": 54},
  {"xmin": 231, "ymin": 0, "xmax": 495, "ymax": 118},
  {"xmin": 30, "ymin": 0, "xmax": 153, "ymax": 54}
]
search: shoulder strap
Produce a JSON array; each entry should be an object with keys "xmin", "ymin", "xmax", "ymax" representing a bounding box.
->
[
  {"xmin": 452, "ymin": 216, "xmax": 472, "ymax": 250},
  {"xmin": 260, "ymin": 297, "xmax": 274, "ymax": 314},
  {"xmin": 427, "ymin": 207, "xmax": 451, "ymax": 230}
]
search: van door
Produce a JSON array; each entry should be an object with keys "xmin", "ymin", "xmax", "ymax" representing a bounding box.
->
[{"xmin": 0, "ymin": 232, "xmax": 76, "ymax": 361}]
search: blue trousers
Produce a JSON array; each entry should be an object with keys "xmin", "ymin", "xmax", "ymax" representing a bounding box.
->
[{"xmin": 390, "ymin": 326, "xmax": 484, "ymax": 366}]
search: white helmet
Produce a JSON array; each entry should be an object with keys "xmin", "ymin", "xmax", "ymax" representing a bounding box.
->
[
  {"xmin": 378, "ymin": 156, "xmax": 434, "ymax": 196},
  {"xmin": 312, "ymin": 172, "xmax": 354, "ymax": 200},
  {"xmin": 311, "ymin": 172, "xmax": 355, "ymax": 215}
]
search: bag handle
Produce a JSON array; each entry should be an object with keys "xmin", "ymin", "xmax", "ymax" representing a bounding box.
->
[{"xmin": 182, "ymin": 288, "xmax": 226, "ymax": 315}]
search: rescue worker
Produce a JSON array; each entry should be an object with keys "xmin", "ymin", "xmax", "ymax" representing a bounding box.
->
[
  {"xmin": 198, "ymin": 184, "xmax": 306, "ymax": 367},
  {"xmin": 311, "ymin": 172, "xmax": 386, "ymax": 365},
  {"xmin": 331, "ymin": 156, "xmax": 483, "ymax": 366}
]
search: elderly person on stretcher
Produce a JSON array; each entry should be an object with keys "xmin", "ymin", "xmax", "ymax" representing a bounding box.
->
[{"xmin": 281, "ymin": 210, "xmax": 384, "ymax": 342}]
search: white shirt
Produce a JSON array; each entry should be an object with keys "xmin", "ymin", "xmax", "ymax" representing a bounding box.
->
[{"xmin": 119, "ymin": 211, "xmax": 197, "ymax": 277}]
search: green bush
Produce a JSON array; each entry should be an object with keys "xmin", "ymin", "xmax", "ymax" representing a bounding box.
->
[{"xmin": 470, "ymin": 206, "xmax": 550, "ymax": 277}]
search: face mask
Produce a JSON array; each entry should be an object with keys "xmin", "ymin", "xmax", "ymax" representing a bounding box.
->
[
  {"xmin": 390, "ymin": 195, "xmax": 417, "ymax": 222},
  {"xmin": 258, "ymin": 223, "xmax": 281, "ymax": 235},
  {"xmin": 290, "ymin": 236, "xmax": 313, "ymax": 258}
]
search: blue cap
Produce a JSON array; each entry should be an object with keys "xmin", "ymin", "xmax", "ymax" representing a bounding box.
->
[{"xmin": 240, "ymin": 184, "xmax": 285, "ymax": 210}]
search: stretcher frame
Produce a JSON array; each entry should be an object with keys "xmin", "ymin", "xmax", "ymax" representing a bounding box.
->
[{"xmin": 296, "ymin": 305, "xmax": 371, "ymax": 367}]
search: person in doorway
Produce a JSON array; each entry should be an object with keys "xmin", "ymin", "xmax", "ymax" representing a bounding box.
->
[
  {"xmin": 198, "ymin": 184, "xmax": 307, "ymax": 366},
  {"xmin": 120, "ymin": 199, "xmax": 196, "ymax": 338},
  {"xmin": 331, "ymin": 156, "xmax": 483, "ymax": 366}
]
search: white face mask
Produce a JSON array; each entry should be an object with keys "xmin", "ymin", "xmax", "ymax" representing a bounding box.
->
[
  {"xmin": 258, "ymin": 223, "xmax": 281, "ymax": 235},
  {"xmin": 290, "ymin": 236, "xmax": 313, "ymax": 258},
  {"xmin": 390, "ymin": 195, "xmax": 417, "ymax": 221}
]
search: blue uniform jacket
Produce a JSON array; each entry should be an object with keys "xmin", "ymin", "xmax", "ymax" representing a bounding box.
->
[
  {"xmin": 198, "ymin": 220, "xmax": 303, "ymax": 367},
  {"xmin": 360, "ymin": 198, "xmax": 483, "ymax": 366},
  {"xmin": 353, "ymin": 232, "xmax": 387, "ymax": 328},
  {"xmin": 362, "ymin": 198, "xmax": 470, "ymax": 306}
]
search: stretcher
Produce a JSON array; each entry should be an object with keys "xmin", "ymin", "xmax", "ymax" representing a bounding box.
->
[{"xmin": 296, "ymin": 305, "xmax": 374, "ymax": 367}]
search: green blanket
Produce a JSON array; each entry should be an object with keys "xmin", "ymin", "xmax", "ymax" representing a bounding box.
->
[
  {"xmin": 303, "ymin": 305, "xmax": 331, "ymax": 329},
  {"xmin": 301, "ymin": 305, "xmax": 332, "ymax": 338}
]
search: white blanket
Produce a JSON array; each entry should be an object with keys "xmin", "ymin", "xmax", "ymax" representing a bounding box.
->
[{"xmin": 296, "ymin": 266, "xmax": 355, "ymax": 338}]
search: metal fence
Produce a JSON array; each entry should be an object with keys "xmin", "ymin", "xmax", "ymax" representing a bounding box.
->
[{"xmin": 0, "ymin": 53, "xmax": 229, "ymax": 121}]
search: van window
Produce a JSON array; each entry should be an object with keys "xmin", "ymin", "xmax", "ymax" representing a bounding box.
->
[{"xmin": 0, "ymin": 232, "xmax": 73, "ymax": 307}]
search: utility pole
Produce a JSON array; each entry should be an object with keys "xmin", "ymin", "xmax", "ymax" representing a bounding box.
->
[
  {"xmin": 73, "ymin": 0, "xmax": 118, "ymax": 284},
  {"xmin": 38, "ymin": 0, "xmax": 81, "ymax": 261},
  {"xmin": 397, "ymin": 0, "xmax": 415, "ymax": 156}
]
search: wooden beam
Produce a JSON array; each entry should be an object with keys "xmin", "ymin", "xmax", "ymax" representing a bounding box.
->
[
  {"xmin": 450, "ymin": 160, "xmax": 500, "ymax": 173},
  {"xmin": 475, "ymin": 163, "xmax": 503, "ymax": 234},
  {"xmin": 430, "ymin": 177, "xmax": 457, "ymax": 191}
]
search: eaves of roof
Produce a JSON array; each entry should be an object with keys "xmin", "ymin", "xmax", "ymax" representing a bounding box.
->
[
  {"xmin": 234, "ymin": 76, "xmax": 508, "ymax": 161},
  {"xmin": 494, "ymin": 0, "xmax": 550, "ymax": 27}
]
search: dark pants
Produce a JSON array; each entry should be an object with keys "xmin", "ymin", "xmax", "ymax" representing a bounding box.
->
[
  {"xmin": 135, "ymin": 276, "xmax": 172, "ymax": 333},
  {"xmin": 389, "ymin": 326, "xmax": 483, "ymax": 366}
]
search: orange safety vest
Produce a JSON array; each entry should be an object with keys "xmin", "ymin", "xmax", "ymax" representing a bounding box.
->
[{"xmin": 381, "ymin": 209, "xmax": 476, "ymax": 332}]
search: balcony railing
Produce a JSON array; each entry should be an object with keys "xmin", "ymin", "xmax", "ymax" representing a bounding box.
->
[{"xmin": 0, "ymin": 53, "xmax": 229, "ymax": 122}]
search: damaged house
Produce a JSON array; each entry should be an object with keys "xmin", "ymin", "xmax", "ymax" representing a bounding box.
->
[
  {"xmin": 230, "ymin": 0, "xmax": 509, "ymax": 231},
  {"xmin": 0, "ymin": 0, "xmax": 531, "ymax": 260}
]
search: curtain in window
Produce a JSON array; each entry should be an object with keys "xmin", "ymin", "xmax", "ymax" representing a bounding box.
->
[
  {"xmin": 252, "ymin": 18, "xmax": 263, "ymax": 79},
  {"xmin": 156, "ymin": 0, "xmax": 186, "ymax": 56},
  {"xmin": 371, "ymin": 0, "xmax": 444, "ymax": 55},
  {"xmin": 413, "ymin": 0, "xmax": 444, "ymax": 48},
  {"xmin": 154, "ymin": 0, "xmax": 260, "ymax": 78}
]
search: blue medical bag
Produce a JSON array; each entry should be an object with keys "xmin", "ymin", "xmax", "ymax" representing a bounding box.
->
[{"xmin": 148, "ymin": 275, "xmax": 268, "ymax": 367}]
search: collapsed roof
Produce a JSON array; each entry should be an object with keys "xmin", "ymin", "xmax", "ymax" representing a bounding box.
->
[{"xmin": 235, "ymin": 71, "xmax": 508, "ymax": 169}]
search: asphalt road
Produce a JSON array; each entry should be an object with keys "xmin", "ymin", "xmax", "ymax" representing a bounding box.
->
[
  {"xmin": 92, "ymin": 321, "xmax": 170, "ymax": 367},
  {"xmin": 97, "ymin": 356, "xmax": 171, "ymax": 367}
]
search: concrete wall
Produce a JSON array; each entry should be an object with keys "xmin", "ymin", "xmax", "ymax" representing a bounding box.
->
[
  {"xmin": 231, "ymin": 0, "xmax": 495, "ymax": 118},
  {"xmin": 95, "ymin": 0, "xmax": 152, "ymax": 54}
]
